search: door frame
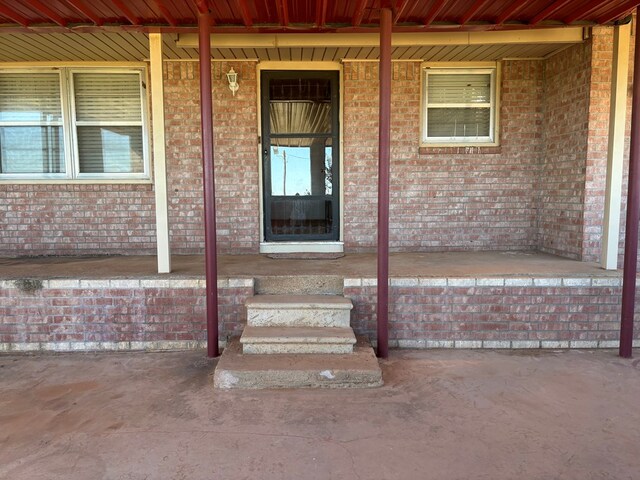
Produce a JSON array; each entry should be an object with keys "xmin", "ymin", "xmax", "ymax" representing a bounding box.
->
[{"xmin": 256, "ymin": 61, "xmax": 344, "ymax": 254}]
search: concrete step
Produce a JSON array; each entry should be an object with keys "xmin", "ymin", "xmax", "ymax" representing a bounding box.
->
[
  {"xmin": 254, "ymin": 275, "xmax": 343, "ymax": 295},
  {"xmin": 214, "ymin": 337, "xmax": 383, "ymax": 389},
  {"xmin": 240, "ymin": 326, "xmax": 356, "ymax": 354},
  {"xmin": 246, "ymin": 294, "xmax": 352, "ymax": 328}
]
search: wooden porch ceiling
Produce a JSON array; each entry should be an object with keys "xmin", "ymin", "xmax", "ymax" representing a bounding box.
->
[{"xmin": 0, "ymin": 0, "xmax": 638, "ymax": 34}]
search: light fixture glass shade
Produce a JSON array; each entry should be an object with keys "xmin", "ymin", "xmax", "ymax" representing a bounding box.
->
[{"xmin": 227, "ymin": 67, "xmax": 239, "ymax": 96}]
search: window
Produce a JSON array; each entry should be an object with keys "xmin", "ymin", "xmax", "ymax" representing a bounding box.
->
[
  {"xmin": 0, "ymin": 68, "xmax": 149, "ymax": 180},
  {"xmin": 422, "ymin": 67, "xmax": 497, "ymax": 145}
]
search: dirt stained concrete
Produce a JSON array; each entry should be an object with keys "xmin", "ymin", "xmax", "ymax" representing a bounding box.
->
[{"xmin": 1, "ymin": 348, "xmax": 639, "ymax": 480}]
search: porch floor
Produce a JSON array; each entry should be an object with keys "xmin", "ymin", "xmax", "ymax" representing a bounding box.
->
[
  {"xmin": 0, "ymin": 251, "xmax": 620, "ymax": 279},
  {"xmin": 1, "ymin": 348, "xmax": 638, "ymax": 479}
]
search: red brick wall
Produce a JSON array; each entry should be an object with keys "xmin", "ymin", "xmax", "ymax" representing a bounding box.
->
[
  {"xmin": 2, "ymin": 276, "xmax": 637, "ymax": 351},
  {"xmin": 345, "ymin": 277, "xmax": 639, "ymax": 347},
  {"xmin": 164, "ymin": 61, "xmax": 260, "ymax": 254},
  {"xmin": 0, "ymin": 279, "xmax": 252, "ymax": 349},
  {"xmin": 0, "ymin": 184, "xmax": 156, "ymax": 256},
  {"xmin": 342, "ymin": 60, "xmax": 543, "ymax": 252},
  {"xmin": 538, "ymin": 41, "xmax": 591, "ymax": 260},
  {"xmin": 582, "ymin": 29, "xmax": 614, "ymax": 263}
]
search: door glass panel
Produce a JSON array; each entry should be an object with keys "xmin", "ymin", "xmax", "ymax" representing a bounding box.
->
[
  {"xmin": 263, "ymin": 72, "xmax": 338, "ymax": 241},
  {"xmin": 270, "ymin": 137, "xmax": 332, "ymax": 196},
  {"xmin": 270, "ymin": 198, "xmax": 334, "ymax": 236},
  {"xmin": 269, "ymin": 78, "xmax": 331, "ymax": 134}
]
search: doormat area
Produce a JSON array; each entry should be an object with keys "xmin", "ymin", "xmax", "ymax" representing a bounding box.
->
[{"xmin": 266, "ymin": 253, "xmax": 345, "ymax": 260}]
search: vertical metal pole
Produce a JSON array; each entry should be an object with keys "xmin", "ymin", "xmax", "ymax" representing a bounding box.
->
[
  {"xmin": 377, "ymin": 6, "xmax": 392, "ymax": 359},
  {"xmin": 198, "ymin": 9, "xmax": 219, "ymax": 358},
  {"xmin": 620, "ymin": 9, "xmax": 640, "ymax": 359}
]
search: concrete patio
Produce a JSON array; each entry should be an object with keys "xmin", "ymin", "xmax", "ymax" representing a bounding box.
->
[{"xmin": 1, "ymin": 348, "xmax": 639, "ymax": 479}]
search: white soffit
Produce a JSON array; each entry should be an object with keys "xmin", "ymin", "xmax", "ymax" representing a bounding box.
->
[{"xmin": 0, "ymin": 27, "xmax": 586, "ymax": 62}]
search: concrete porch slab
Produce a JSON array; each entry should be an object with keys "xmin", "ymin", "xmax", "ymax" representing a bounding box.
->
[
  {"xmin": 214, "ymin": 336, "xmax": 383, "ymax": 389},
  {"xmin": 0, "ymin": 251, "xmax": 618, "ymax": 280}
]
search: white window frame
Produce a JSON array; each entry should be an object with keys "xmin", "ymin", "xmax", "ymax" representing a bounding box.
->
[
  {"xmin": 421, "ymin": 64, "xmax": 500, "ymax": 147},
  {"xmin": 0, "ymin": 66, "xmax": 150, "ymax": 182}
]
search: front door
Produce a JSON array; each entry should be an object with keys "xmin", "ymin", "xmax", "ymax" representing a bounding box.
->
[{"xmin": 261, "ymin": 71, "xmax": 340, "ymax": 242}]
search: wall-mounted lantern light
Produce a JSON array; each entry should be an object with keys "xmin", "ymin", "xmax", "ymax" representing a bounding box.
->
[{"xmin": 226, "ymin": 67, "xmax": 239, "ymax": 96}]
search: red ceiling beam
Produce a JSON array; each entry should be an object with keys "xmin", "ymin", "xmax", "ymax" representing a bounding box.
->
[
  {"xmin": 529, "ymin": 0, "xmax": 573, "ymax": 25},
  {"xmin": 495, "ymin": 0, "xmax": 530, "ymax": 24},
  {"xmin": 597, "ymin": 0, "xmax": 637, "ymax": 24},
  {"xmin": 24, "ymin": 0, "xmax": 67, "ymax": 27},
  {"xmin": 151, "ymin": 0, "xmax": 178, "ymax": 26},
  {"xmin": 394, "ymin": 0, "xmax": 407, "ymax": 24},
  {"xmin": 423, "ymin": 0, "xmax": 448, "ymax": 26},
  {"xmin": 195, "ymin": 0, "xmax": 209, "ymax": 14},
  {"xmin": 275, "ymin": 0, "xmax": 289, "ymax": 26},
  {"xmin": 0, "ymin": 4, "xmax": 29, "ymax": 26},
  {"xmin": 563, "ymin": 0, "xmax": 603, "ymax": 23},
  {"xmin": 352, "ymin": 0, "xmax": 368, "ymax": 27},
  {"xmin": 63, "ymin": 0, "xmax": 103, "ymax": 25},
  {"xmin": 316, "ymin": 0, "xmax": 328, "ymax": 27},
  {"xmin": 111, "ymin": 0, "xmax": 142, "ymax": 25},
  {"xmin": 458, "ymin": 0, "xmax": 490, "ymax": 25},
  {"xmin": 236, "ymin": 0, "xmax": 253, "ymax": 27}
]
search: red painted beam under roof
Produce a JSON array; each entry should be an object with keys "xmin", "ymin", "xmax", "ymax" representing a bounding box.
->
[
  {"xmin": 563, "ymin": 0, "xmax": 606, "ymax": 23},
  {"xmin": 0, "ymin": 4, "xmax": 29, "ymax": 26},
  {"xmin": 352, "ymin": 0, "xmax": 368, "ymax": 27},
  {"xmin": 495, "ymin": 0, "xmax": 530, "ymax": 24},
  {"xmin": 274, "ymin": 0, "xmax": 289, "ymax": 26},
  {"xmin": 423, "ymin": 0, "xmax": 448, "ymax": 26},
  {"xmin": 316, "ymin": 0, "xmax": 327, "ymax": 27},
  {"xmin": 151, "ymin": 0, "xmax": 178, "ymax": 26},
  {"xmin": 111, "ymin": 0, "xmax": 141, "ymax": 25},
  {"xmin": 236, "ymin": 0, "xmax": 253, "ymax": 27},
  {"xmin": 459, "ymin": 0, "xmax": 490, "ymax": 25},
  {"xmin": 63, "ymin": 0, "xmax": 103, "ymax": 26},
  {"xmin": 24, "ymin": 0, "xmax": 67, "ymax": 27},
  {"xmin": 597, "ymin": 0, "xmax": 637, "ymax": 24},
  {"xmin": 195, "ymin": 0, "xmax": 209, "ymax": 15},
  {"xmin": 529, "ymin": 0, "xmax": 574, "ymax": 25}
]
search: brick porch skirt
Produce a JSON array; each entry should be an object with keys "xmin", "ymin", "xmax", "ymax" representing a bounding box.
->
[{"xmin": 0, "ymin": 275, "xmax": 637, "ymax": 352}]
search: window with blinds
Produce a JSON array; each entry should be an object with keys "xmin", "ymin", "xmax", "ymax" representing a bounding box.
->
[
  {"xmin": 0, "ymin": 68, "xmax": 148, "ymax": 180},
  {"xmin": 423, "ymin": 68, "xmax": 497, "ymax": 145},
  {"xmin": 0, "ymin": 73, "xmax": 64, "ymax": 174}
]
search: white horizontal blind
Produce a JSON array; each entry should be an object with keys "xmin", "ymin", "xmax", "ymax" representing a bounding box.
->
[
  {"xmin": 0, "ymin": 73, "xmax": 64, "ymax": 174},
  {"xmin": 425, "ymin": 70, "xmax": 494, "ymax": 143},
  {"xmin": 73, "ymin": 72, "xmax": 144, "ymax": 174}
]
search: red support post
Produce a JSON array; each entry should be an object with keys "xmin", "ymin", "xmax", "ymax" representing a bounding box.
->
[
  {"xmin": 198, "ymin": 8, "xmax": 220, "ymax": 358},
  {"xmin": 620, "ymin": 8, "xmax": 640, "ymax": 358},
  {"xmin": 377, "ymin": 5, "xmax": 392, "ymax": 359}
]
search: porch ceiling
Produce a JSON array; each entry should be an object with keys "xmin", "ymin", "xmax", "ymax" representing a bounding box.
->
[
  {"xmin": 0, "ymin": 31, "xmax": 587, "ymax": 62},
  {"xmin": 0, "ymin": 0, "xmax": 638, "ymax": 34},
  {"xmin": 1, "ymin": 1, "xmax": 636, "ymax": 63}
]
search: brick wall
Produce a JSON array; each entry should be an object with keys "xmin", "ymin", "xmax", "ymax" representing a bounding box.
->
[
  {"xmin": 2, "ymin": 275, "xmax": 638, "ymax": 352},
  {"xmin": 164, "ymin": 61, "xmax": 260, "ymax": 255},
  {"xmin": 0, "ymin": 184, "xmax": 156, "ymax": 256},
  {"xmin": 343, "ymin": 60, "xmax": 543, "ymax": 252},
  {"xmin": 0, "ymin": 278, "xmax": 253, "ymax": 351},
  {"xmin": 345, "ymin": 277, "xmax": 640, "ymax": 348},
  {"xmin": 538, "ymin": 41, "xmax": 591, "ymax": 259},
  {"xmin": 1, "ymin": 30, "xmax": 636, "ymax": 261},
  {"xmin": 582, "ymin": 29, "xmax": 614, "ymax": 262}
]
